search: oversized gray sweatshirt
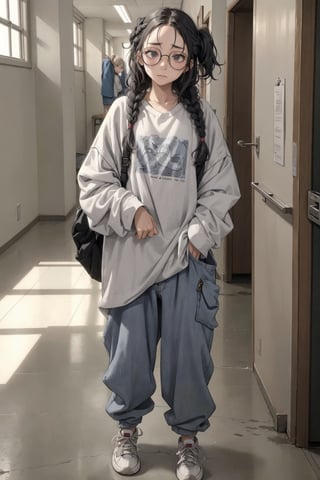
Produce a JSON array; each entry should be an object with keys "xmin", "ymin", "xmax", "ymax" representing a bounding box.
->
[{"xmin": 78, "ymin": 96, "xmax": 240, "ymax": 308}]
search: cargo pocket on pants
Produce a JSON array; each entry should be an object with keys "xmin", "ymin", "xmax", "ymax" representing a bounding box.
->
[
  {"xmin": 195, "ymin": 278, "xmax": 219, "ymax": 381},
  {"xmin": 195, "ymin": 279, "xmax": 219, "ymax": 330}
]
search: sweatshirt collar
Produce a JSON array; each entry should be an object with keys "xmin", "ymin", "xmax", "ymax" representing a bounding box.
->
[{"xmin": 142, "ymin": 99, "xmax": 184, "ymax": 117}]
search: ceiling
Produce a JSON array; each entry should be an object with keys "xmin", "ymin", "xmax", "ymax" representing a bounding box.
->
[{"xmin": 73, "ymin": 0, "xmax": 183, "ymax": 38}]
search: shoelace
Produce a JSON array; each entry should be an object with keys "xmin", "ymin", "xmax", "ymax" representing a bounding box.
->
[
  {"xmin": 176, "ymin": 443, "xmax": 201, "ymax": 467},
  {"xmin": 112, "ymin": 428, "xmax": 143, "ymax": 457}
]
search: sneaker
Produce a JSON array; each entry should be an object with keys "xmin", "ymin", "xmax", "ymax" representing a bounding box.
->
[
  {"xmin": 176, "ymin": 437, "xmax": 203, "ymax": 480},
  {"xmin": 111, "ymin": 428, "xmax": 142, "ymax": 475}
]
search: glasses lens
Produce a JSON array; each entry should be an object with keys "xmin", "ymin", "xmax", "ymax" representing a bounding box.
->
[
  {"xmin": 169, "ymin": 52, "xmax": 187, "ymax": 70},
  {"xmin": 142, "ymin": 48, "xmax": 161, "ymax": 66}
]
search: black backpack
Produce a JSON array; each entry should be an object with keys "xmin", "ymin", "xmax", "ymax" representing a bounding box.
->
[
  {"xmin": 72, "ymin": 155, "xmax": 129, "ymax": 282},
  {"xmin": 71, "ymin": 209, "xmax": 104, "ymax": 281},
  {"xmin": 72, "ymin": 152, "xmax": 205, "ymax": 282}
]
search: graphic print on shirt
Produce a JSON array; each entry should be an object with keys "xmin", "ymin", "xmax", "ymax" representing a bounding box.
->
[{"xmin": 136, "ymin": 135, "xmax": 188, "ymax": 180}]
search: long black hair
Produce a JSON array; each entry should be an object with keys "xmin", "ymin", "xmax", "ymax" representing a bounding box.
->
[{"xmin": 122, "ymin": 8, "xmax": 221, "ymax": 183}]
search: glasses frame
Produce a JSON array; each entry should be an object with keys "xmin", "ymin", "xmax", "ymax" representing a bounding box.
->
[{"xmin": 141, "ymin": 47, "xmax": 188, "ymax": 71}]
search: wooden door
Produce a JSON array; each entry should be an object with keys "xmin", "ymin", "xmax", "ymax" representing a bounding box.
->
[
  {"xmin": 291, "ymin": 0, "xmax": 316, "ymax": 447},
  {"xmin": 225, "ymin": 0, "xmax": 253, "ymax": 280},
  {"xmin": 309, "ymin": 0, "xmax": 320, "ymax": 445}
]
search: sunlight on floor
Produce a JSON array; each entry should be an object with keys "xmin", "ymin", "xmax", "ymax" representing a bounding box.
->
[
  {"xmin": 0, "ymin": 261, "xmax": 103, "ymax": 384},
  {"xmin": 0, "ymin": 334, "xmax": 41, "ymax": 384}
]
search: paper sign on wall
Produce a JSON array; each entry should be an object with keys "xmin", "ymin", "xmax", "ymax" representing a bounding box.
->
[{"xmin": 274, "ymin": 78, "xmax": 285, "ymax": 166}]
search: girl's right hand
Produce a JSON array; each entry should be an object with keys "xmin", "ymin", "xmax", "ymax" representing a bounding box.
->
[{"xmin": 134, "ymin": 207, "xmax": 158, "ymax": 239}]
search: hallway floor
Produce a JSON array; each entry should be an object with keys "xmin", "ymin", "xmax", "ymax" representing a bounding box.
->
[{"xmin": 0, "ymin": 218, "xmax": 318, "ymax": 480}]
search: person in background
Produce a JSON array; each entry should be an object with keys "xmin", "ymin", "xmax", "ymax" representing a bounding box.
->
[
  {"xmin": 101, "ymin": 54, "xmax": 125, "ymax": 114},
  {"xmin": 79, "ymin": 7, "xmax": 240, "ymax": 480}
]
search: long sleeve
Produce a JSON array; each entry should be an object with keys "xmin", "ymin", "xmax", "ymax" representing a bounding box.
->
[
  {"xmin": 77, "ymin": 98, "xmax": 143, "ymax": 237},
  {"xmin": 188, "ymin": 103, "xmax": 240, "ymax": 256}
]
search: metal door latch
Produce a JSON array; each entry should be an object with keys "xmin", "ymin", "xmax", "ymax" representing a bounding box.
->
[
  {"xmin": 237, "ymin": 136, "xmax": 260, "ymax": 156},
  {"xmin": 308, "ymin": 190, "xmax": 320, "ymax": 226}
]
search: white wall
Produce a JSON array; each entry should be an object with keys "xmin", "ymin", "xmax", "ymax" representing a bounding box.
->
[
  {"xmin": 84, "ymin": 18, "xmax": 104, "ymax": 148},
  {"xmin": 112, "ymin": 36, "xmax": 130, "ymax": 69},
  {"xmin": 253, "ymin": 0, "xmax": 296, "ymax": 428},
  {"xmin": 60, "ymin": 0, "xmax": 77, "ymax": 214},
  {"xmin": 0, "ymin": 0, "xmax": 77, "ymax": 250},
  {"xmin": 34, "ymin": 0, "xmax": 76, "ymax": 217},
  {"xmin": 0, "ymin": 65, "xmax": 38, "ymax": 247}
]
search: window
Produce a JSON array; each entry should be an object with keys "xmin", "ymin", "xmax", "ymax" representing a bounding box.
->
[
  {"xmin": 0, "ymin": 0, "xmax": 29, "ymax": 64},
  {"xmin": 105, "ymin": 38, "xmax": 110, "ymax": 57},
  {"xmin": 73, "ymin": 19, "xmax": 83, "ymax": 69},
  {"xmin": 104, "ymin": 24, "xmax": 111, "ymax": 58}
]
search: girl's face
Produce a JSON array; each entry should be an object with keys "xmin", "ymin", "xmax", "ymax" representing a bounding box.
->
[
  {"xmin": 139, "ymin": 25, "xmax": 188, "ymax": 87},
  {"xmin": 114, "ymin": 64, "xmax": 124, "ymax": 75}
]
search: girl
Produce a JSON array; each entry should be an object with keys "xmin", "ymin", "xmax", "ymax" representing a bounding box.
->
[
  {"xmin": 101, "ymin": 54, "xmax": 125, "ymax": 114},
  {"xmin": 78, "ymin": 7, "xmax": 240, "ymax": 480}
]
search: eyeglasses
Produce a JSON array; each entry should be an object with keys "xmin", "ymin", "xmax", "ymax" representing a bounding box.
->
[{"xmin": 141, "ymin": 47, "xmax": 188, "ymax": 70}]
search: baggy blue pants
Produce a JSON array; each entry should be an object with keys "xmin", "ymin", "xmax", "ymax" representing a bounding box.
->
[{"xmin": 102, "ymin": 254, "xmax": 219, "ymax": 436}]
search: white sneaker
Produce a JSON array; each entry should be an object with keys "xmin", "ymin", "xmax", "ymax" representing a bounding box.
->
[
  {"xmin": 111, "ymin": 428, "xmax": 142, "ymax": 475},
  {"xmin": 176, "ymin": 437, "xmax": 203, "ymax": 480}
]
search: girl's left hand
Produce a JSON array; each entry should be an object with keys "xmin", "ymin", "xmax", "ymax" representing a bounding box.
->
[{"xmin": 188, "ymin": 241, "xmax": 201, "ymax": 260}]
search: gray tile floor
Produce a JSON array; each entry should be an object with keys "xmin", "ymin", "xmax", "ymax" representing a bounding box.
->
[{"xmin": 0, "ymin": 218, "xmax": 318, "ymax": 479}]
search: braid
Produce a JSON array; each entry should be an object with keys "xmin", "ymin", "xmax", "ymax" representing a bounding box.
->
[
  {"xmin": 122, "ymin": 17, "xmax": 149, "ymax": 160},
  {"xmin": 122, "ymin": 89, "xmax": 145, "ymax": 156},
  {"xmin": 129, "ymin": 17, "xmax": 147, "ymax": 49},
  {"xmin": 180, "ymin": 86, "xmax": 209, "ymax": 185}
]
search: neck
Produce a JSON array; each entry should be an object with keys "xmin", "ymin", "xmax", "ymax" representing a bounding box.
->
[{"xmin": 148, "ymin": 84, "xmax": 177, "ymax": 105}]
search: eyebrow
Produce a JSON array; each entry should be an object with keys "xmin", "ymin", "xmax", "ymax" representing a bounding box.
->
[{"xmin": 146, "ymin": 41, "xmax": 184, "ymax": 50}]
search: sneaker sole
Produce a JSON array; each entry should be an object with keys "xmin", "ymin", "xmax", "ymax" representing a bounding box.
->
[
  {"xmin": 112, "ymin": 456, "xmax": 141, "ymax": 476},
  {"xmin": 176, "ymin": 470, "xmax": 203, "ymax": 480}
]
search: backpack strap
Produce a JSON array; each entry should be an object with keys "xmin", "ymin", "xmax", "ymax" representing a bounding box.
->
[
  {"xmin": 120, "ymin": 154, "xmax": 130, "ymax": 187},
  {"xmin": 196, "ymin": 162, "xmax": 205, "ymax": 187}
]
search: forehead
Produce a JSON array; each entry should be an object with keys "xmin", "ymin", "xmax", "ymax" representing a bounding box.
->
[{"xmin": 145, "ymin": 25, "xmax": 185, "ymax": 48}]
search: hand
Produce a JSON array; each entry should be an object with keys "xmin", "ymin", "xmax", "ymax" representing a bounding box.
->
[
  {"xmin": 188, "ymin": 241, "xmax": 201, "ymax": 260},
  {"xmin": 134, "ymin": 207, "xmax": 158, "ymax": 240}
]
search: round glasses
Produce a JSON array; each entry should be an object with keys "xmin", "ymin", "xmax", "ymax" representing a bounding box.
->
[{"xmin": 141, "ymin": 47, "xmax": 188, "ymax": 70}]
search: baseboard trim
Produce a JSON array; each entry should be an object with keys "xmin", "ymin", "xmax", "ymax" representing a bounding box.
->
[
  {"xmin": 254, "ymin": 365, "xmax": 288, "ymax": 433},
  {"xmin": 0, "ymin": 206, "xmax": 76, "ymax": 256},
  {"xmin": 38, "ymin": 205, "xmax": 76, "ymax": 222},
  {"xmin": 38, "ymin": 215, "xmax": 66, "ymax": 221},
  {"xmin": 0, "ymin": 217, "xmax": 39, "ymax": 255}
]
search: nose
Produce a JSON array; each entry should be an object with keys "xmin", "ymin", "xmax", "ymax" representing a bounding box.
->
[{"xmin": 159, "ymin": 54, "xmax": 169, "ymax": 68}]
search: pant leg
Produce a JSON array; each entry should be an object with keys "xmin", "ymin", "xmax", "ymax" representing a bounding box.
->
[
  {"xmin": 102, "ymin": 287, "xmax": 159, "ymax": 428},
  {"xmin": 160, "ymin": 254, "xmax": 219, "ymax": 436}
]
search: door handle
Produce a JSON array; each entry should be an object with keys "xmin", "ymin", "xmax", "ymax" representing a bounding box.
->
[{"xmin": 237, "ymin": 136, "xmax": 260, "ymax": 156}]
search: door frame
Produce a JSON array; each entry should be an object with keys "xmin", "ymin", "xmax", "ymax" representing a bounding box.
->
[
  {"xmin": 291, "ymin": 0, "xmax": 316, "ymax": 447},
  {"xmin": 225, "ymin": 0, "xmax": 254, "ymax": 282},
  {"xmin": 197, "ymin": 6, "xmax": 211, "ymax": 100}
]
